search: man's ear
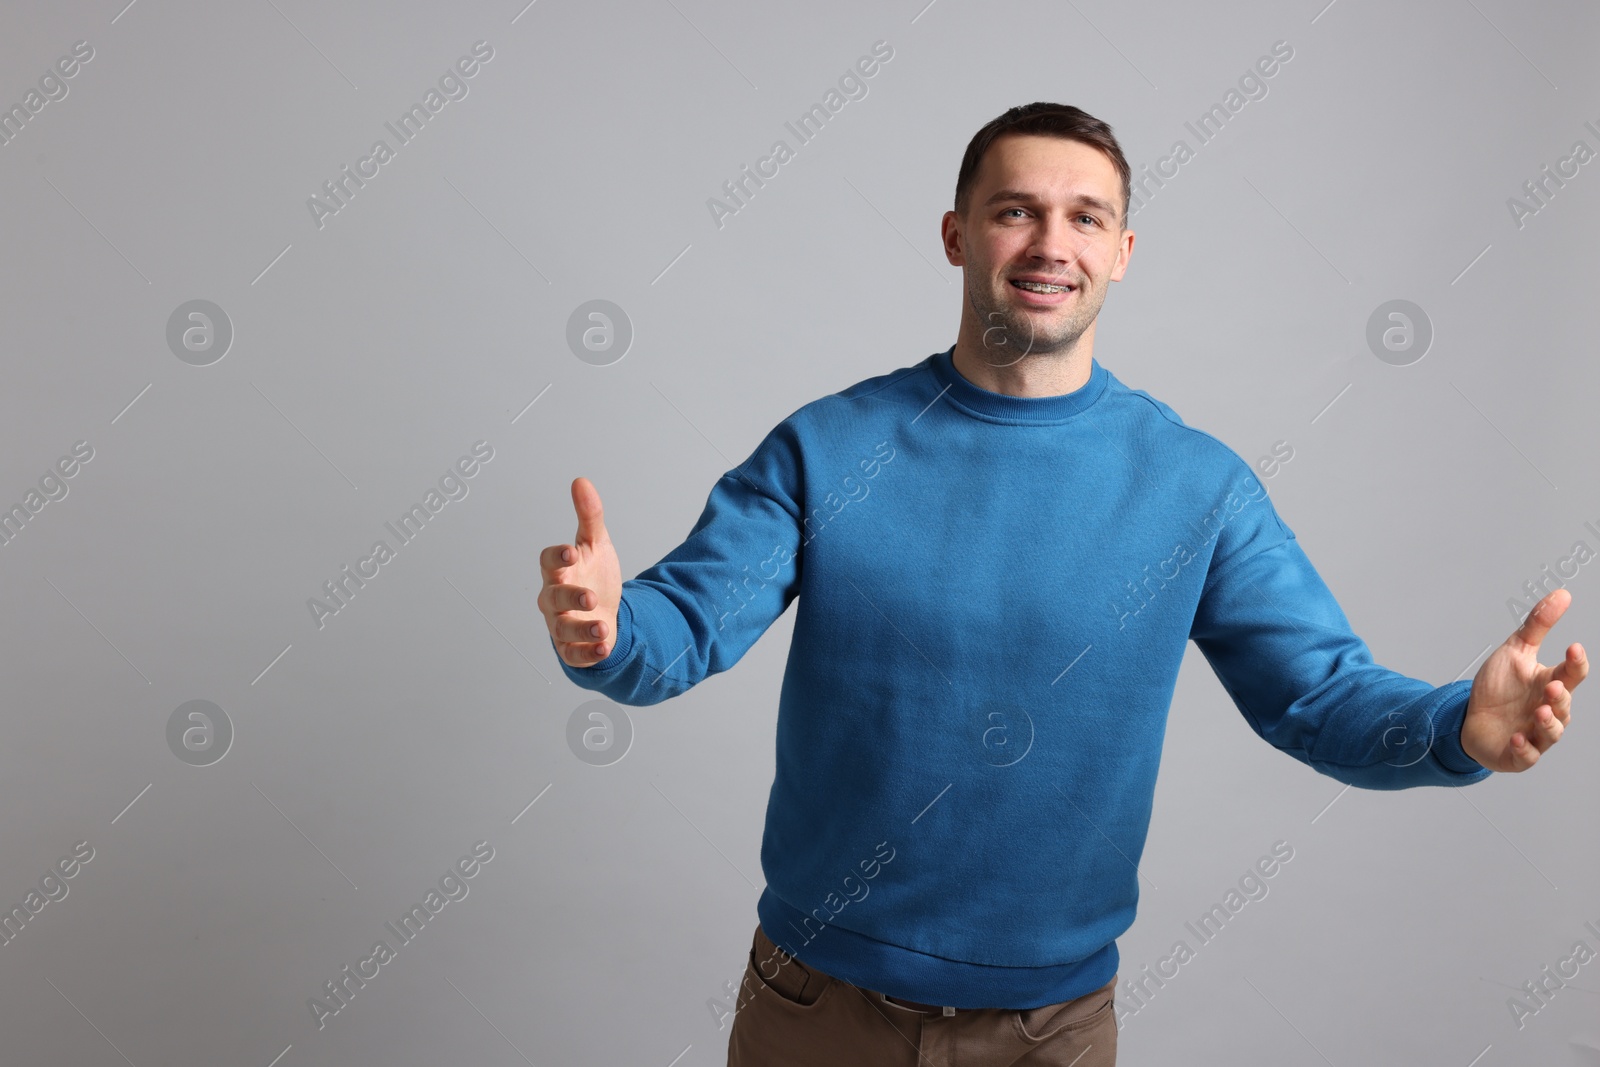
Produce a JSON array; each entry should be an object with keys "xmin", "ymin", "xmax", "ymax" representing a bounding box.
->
[
  {"xmin": 1109, "ymin": 227, "xmax": 1135, "ymax": 282},
  {"xmin": 941, "ymin": 210, "xmax": 965, "ymax": 266}
]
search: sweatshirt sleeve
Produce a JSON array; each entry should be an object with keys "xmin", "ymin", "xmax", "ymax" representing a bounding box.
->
[
  {"xmin": 1187, "ymin": 468, "xmax": 1492, "ymax": 790},
  {"xmin": 551, "ymin": 417, "xmax": 806, "ymax": 706}
]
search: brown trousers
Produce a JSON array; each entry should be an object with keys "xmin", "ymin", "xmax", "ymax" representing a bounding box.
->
[{"xmin": 727, "ymin": 922, "xmax": 1119, "ymax": 1066}]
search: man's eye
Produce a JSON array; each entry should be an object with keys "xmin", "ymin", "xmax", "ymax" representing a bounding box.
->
[
  {"xmin": 1001, "ymin": 208, "xmax": 1027, "ymax": 219},
  {"xmin": 1078, "ymin": 215, "xmax": 1098, "ymax": 227}
]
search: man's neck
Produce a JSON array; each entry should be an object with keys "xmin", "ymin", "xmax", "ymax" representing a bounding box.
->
[{"xmin": 948, "ymin": 331, "xmax": 1095, "ymax": 399}]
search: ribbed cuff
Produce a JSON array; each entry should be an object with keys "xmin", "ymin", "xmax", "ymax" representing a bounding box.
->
[
  {"xmin": 1428, "ymin": 679, "xmax": 1488, "ymax": 775},
  {"xmin": 588, "ymin": 593, "xmax": 635, "ymax": 670}
]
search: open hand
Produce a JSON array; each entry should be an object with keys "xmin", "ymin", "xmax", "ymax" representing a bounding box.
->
[{"xmin": 1461, "ymin": 588, "xmax": 1586, "ymax": 772}]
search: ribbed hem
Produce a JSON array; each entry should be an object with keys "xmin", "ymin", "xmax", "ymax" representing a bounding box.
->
[{"xmin": 756, "ymin": 887, "xmax": 1119, "ymax": 1010}]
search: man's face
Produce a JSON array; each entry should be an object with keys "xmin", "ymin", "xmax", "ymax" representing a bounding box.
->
[{"xmin": 942, "ymin": 134, "xmax": 1134, "ymax": 363}]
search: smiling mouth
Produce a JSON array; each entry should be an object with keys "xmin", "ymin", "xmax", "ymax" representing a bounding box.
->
[{"xmin": 1009, "ymin": 279, "xmax": 1075, "ymax": 296}]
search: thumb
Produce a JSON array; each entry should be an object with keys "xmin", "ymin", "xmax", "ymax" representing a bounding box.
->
[
  {"xmin": 1514, "ymin": 587, "xmax": 1572, "ymax": 651},
  {"xmin": 571, "ymin": 477, "xmax": 608, "ymax": 547}
]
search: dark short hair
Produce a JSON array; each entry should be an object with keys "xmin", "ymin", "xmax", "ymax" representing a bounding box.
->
[{"xmin": 954, "ymin": 103, "xmax": 1131, "ymax": 227}]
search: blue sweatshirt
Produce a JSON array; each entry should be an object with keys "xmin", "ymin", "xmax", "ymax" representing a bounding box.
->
[{"xmin": 555, "ymin": 345, "xmax": 1492, "ymax": 1009}]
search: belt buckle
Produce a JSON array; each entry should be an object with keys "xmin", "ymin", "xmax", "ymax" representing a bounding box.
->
[{"xmin": 882, "ymin": 992, "xmax": 959, "ymax": 1015}]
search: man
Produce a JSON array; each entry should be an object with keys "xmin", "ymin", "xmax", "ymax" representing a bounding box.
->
[{"xmin": 539, "ymin": 103, "xmax": 1585, "ymax": 1066}]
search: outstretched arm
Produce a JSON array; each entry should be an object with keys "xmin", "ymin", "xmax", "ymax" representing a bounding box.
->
[
  {"xmin": 1190, "ymin": 471, "xmax": 1505, "ymax": 789},
  {"xmin": 541, "ymin": 419, "xmax": 808, "ymax": 706}
]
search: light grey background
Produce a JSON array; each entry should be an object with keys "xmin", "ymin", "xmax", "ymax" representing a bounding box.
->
[{"xmin": 1, "ymin": 0, "xmax": 1596, "ymax": 1064}]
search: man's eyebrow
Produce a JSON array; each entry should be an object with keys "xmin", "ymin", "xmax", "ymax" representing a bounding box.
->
[{"xmin": 983, "ymin": 188, "xmax": 1118, "ymax": 216}]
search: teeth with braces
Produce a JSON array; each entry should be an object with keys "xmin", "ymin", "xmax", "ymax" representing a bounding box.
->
[{"xmin": 1014, "ymin": 280, "xmax": 1070, "ymax": 293}]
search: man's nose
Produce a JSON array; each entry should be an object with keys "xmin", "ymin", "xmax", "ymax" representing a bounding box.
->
[{"xmin": 1027, "ymin": 217, "xmax": 1087, "ymax": 276}]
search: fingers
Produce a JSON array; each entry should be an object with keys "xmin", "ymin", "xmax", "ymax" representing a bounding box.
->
[
  {"xmin": 537, "ymin": 580, "xmax": 590, "ymax": 613},
  {"xmin": 539, "ymin": 543, "xmax": 574, "ymax": 583},
  {"xmin": 1513, "ymin": 694, "xmax": 1569, "ymax": 767},
  {"xmin": 1550, "ymin": 642, "xmax": 1589, "ymax": 694},
  {"xmin": 550, "ymin": 608, "xmax": 608, "ymax": 644},
  {"xmin": 544, "ymin": 579, "xmax": 611, "ymax": 665},
  {"xmin": 1534, "ymin": 703, "xmax": 1566, "ymax": 747},
  {"xmin": 1509, "ymin": 730, "xmax": 1542, "ymax": 769},
  {"xmin": 571, "ymin": 477, "xmax": 607, "ymax": 547},
  {"xmin": 553, "ymin": 637, "xmax": 612, "ymax": 668},
  {"xmin": 1500, "ymin": 675, "xmax": 1574, "ymax": 771},
  {"xmin": 536, "ymin": 581, "xmax": 606, "ymax": 641},
  {"xmin": 1546, "ymin": 679, "xmax": 1573, "ymax": 725}
]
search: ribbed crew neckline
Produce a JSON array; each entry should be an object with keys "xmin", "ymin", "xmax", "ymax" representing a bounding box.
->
[{"xmin": 928, "ymin": 344, "xmax": 1109, "ymax": 424}]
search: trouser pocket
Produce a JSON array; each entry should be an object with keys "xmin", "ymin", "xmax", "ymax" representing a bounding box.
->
[
  {"xmin": 1012, "ymin": 974, "xmax": 1118, "ymax": 1043},
  {"xmin": 746, "ymin": 923, "xmax": 834, "ymax": 1008}
]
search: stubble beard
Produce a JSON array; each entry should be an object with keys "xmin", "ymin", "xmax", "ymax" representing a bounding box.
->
[
  {"xmin": 969, "ymin": 271, "xmax": 1103, "ymax": 367},
  {"xmin": 972, "ymin": 278, "xmax": 1100, "ymax": 369}
]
